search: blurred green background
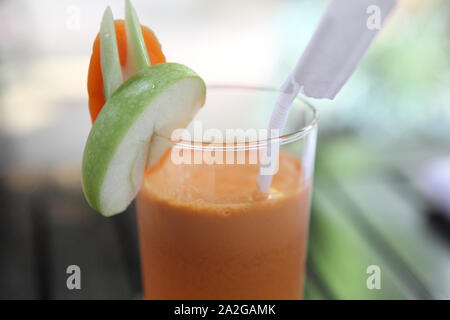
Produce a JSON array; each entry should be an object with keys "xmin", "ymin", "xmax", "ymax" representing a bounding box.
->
[{"xmin": 0, "ymin": 0, "xmax": 449, "ymax": 299}]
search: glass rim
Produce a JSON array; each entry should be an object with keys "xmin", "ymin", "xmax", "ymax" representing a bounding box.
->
[{"xmin": 155, "ymin": 85, "xmax": 319, "ymax": 151}]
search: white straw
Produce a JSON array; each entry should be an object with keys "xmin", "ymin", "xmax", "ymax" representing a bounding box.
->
[{"xmin": 257, "ymin": 0, "xmax": 397, "ymax": 193}]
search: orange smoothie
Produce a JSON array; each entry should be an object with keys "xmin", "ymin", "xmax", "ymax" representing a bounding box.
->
[{"xmin": 136, "ymin": 151, "xmax": 311, "ymax": 299}]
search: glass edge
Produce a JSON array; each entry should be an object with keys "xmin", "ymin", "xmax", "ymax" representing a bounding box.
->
[{"xmin": 156, "ymin": 85, "xmax": 319, "ymax": 151}]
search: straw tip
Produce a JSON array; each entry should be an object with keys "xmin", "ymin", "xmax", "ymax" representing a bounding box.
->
[{"xmin": 256, "ymin": 174, "xmax": 272, "ymax": 195}]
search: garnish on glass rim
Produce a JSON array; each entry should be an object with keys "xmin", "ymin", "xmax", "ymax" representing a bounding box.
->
[
  {"xmin": 82, "ymin": 1, "xmax": 206, "ymax": 216},
  {"xmin": 87, "ymin": 0, "xmax": 166, "ymax": 122}
]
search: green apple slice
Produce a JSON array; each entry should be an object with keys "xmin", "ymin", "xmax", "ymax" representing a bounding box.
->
[
  {"xmin": 100, "ymin": 6, "xmax": 123, "ymax": 99},
  {"xmin": 82, "ymin": 63, "xmax": 206, "ymax": 216},
  {"xmin": 124, "ymin": 0, "xmax": 150, "ymax": 79}
]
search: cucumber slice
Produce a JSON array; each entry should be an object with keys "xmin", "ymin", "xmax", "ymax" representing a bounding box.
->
[{"xmin": 82, "ymin": 63, "xmax": 206, "ymax": 216}]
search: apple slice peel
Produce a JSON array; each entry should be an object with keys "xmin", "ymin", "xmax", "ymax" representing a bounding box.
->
[{"xmin": 82, "ymin": 63, "xmax": 206, "ymax": 216}]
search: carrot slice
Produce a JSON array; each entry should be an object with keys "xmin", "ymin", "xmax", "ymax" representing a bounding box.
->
[{"xmin": 87, "ymin": 20, "xmax": 166, "ymax": 123}]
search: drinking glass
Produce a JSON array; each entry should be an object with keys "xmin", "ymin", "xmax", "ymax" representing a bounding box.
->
[{"xmin": 136, "ymin": 86, "xmax": 318, "ymax": 299}]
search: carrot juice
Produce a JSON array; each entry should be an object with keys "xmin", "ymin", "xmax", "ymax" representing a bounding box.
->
[{"xmin": 136, "ymin": 151, "xmax": 311, "ymax": 300}]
